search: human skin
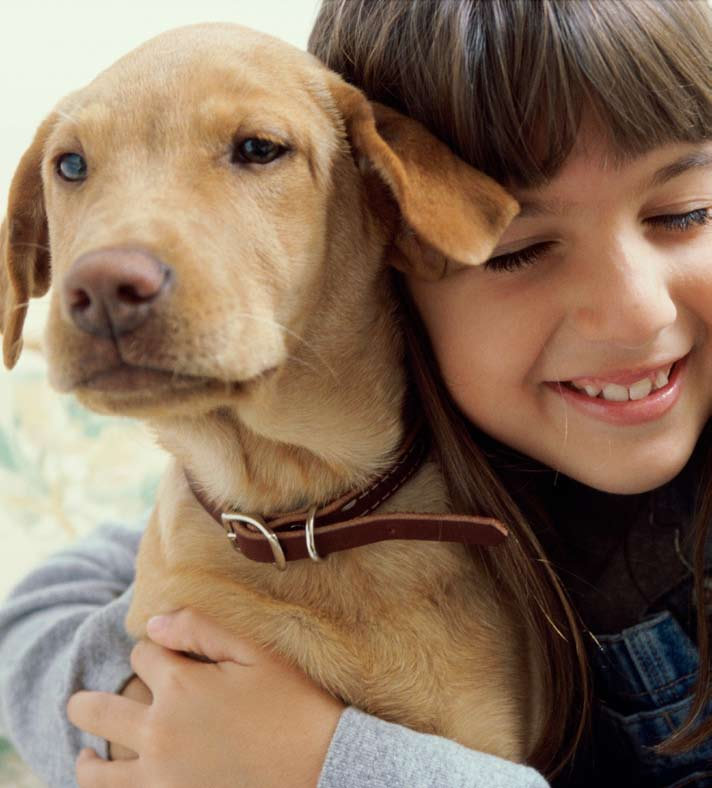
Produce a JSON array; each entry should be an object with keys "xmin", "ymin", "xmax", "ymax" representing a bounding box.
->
[
  {"xmin": 67, "ymin": 609, "xmax": 345, "ymax": 787},
  {"xmin": 408, "ymin": 126, "xmax": 712, "ymax": 494}
]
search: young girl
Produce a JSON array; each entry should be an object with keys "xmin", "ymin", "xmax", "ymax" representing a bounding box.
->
[{"xmin": 1, "ymin": 1, "xmax": 710, "ymax": 786}]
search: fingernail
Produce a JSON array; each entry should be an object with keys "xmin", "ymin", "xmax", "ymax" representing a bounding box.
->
[{"xmin": 147, "ymin": 615, "xmax": 168, "ymax": 633}]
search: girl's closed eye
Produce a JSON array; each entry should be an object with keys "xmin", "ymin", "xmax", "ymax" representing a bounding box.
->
[
  {"xmin": 647, "ymin": 207, "xmax": 711, "ymax": 232},
  {"xmin": 485, "ymin": 208, "xmax": 711, "ymax": 273},
  {"xmin": 483, "ymin": 241, "xmax": 556, "ymax": 273}
]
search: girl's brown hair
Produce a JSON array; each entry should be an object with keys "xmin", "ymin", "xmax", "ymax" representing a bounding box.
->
[{"xmin": 309, "ymin": 0, "xmax": 712, "ymax": 777}]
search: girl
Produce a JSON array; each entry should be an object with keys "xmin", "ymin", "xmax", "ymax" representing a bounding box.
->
[{"xmin": 1, "ymin": 0, "xmax": 710, "ymax": 786}]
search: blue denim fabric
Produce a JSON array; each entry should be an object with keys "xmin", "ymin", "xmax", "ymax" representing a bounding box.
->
[{"xmin": 558, "ymin": 608, "xmax": 712, "ymax": 787}]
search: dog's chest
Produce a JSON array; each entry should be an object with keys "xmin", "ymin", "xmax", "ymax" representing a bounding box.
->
[{"xmin": 126, "ymin": 461, "xmax": 527, "ymax": 759}]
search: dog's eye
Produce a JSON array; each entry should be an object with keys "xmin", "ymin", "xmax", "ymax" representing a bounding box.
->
[
  {"xmin": 57, "ymin": 153, "xmax": 88, "ymax": 182},
  {"xmin": 234, "ymin": 138, "xmax": 286, "ymax": 165}
]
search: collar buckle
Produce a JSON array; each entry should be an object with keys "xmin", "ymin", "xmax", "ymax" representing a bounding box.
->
[{"xmin": 221, "ymin": 512, "xmax": 287, "ymax": 571}]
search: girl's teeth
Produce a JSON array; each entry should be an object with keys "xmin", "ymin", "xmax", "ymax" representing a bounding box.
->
[
  {"xmin": 654, "ymin": 368, "xmax": 670, "ymax": 388},
  {"xmin": 601, "ymin": 383, "xmax": 629, "ymax": 402},
  {"xmin": 567, "ymin": 362, "xmax": 676, "ymax": 401},
  {"xmin": 629, "ymin": 378, "xmax": 653, "ymax": 400}
]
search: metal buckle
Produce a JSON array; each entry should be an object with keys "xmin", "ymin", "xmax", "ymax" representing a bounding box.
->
[
  {"xmin": 220, "ymin": 512, "xmax": 287, "ymax": 571},
  {"xmin": 305, "ymin": 505, "xmax": 325, "ymax": 563}
]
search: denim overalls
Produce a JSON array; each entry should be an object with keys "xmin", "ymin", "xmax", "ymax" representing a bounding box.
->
[
  {"xmin": 482, "ymin": 427, "xmax": 712, "ymax": 788},
  {"xmin": 580, "ymin": 609, "xmax": 712, "ymax": 786},
  {"xmin": 553, "ymin": 505, "xmax": 712, "ymax": 787}
]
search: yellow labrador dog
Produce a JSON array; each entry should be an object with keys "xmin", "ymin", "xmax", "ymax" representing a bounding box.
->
[{"xmin": 0, "ymin": 24, "xmax": 542, "ymax": 762}]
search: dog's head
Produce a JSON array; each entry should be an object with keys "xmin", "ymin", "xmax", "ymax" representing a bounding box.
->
[{"xmin": 0, "ymin": 24, "xmax": 517, "ymax": 427}]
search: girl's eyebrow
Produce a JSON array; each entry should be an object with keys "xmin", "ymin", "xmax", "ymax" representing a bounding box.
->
[
  {"xmin": 517, "ymin": 149, "xmax": 712, "ymax": 219},
  {"xmin": 648, "ymin": 150, "xmax": 712, "ymax": 189},
  {"xmin": 517, "ymin": 198, "xmax": 573, "ymax": 219}
]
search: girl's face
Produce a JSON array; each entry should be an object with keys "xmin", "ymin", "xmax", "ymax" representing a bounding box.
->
[{"xmin": 407, "ymin": 127, "xmax": 712, "ymax": 494}]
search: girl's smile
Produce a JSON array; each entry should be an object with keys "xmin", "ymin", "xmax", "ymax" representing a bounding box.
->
[
  {"xmin": 545, "ymin": 353, "xmax": 687, "ymax": 427},
  {"xmin": 408, "ymin": 129, "xmax": 712, "ymax": 494},
  {"xmin": 557, "ymin": 357, "xmax": 678, "ymax": 395}
]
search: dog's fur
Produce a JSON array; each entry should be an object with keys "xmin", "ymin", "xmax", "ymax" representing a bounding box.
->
[{"xmin": 0, "ymin": 24, "xmax": 543, "ymax": 761}]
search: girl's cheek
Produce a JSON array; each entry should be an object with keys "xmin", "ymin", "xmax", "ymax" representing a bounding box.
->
[{"xmin": 675, "ymin": 234, "xmax": 712, "ymax": 324}]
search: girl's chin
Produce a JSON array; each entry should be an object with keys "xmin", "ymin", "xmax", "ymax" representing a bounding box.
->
[
  {"xmin": 529, "ymin": 374, "xmax": 702, "ymax": 493},
  {"xmin": 541, "ymin": 446, "xmax": 694, "ymax": 495}
]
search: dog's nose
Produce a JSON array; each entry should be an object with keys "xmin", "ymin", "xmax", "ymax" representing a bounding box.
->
[{"xmin": 63, "ymin": 248, "xmax": 174, "ymax": 338}]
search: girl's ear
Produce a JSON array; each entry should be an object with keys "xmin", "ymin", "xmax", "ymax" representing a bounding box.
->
[
  {"xmin": 331, "ymin": 81, "xmax": 519, "ymax": 281},
  {"xmin": 0, "ymin": 114, "xmax": 54, "ymax": 369}
]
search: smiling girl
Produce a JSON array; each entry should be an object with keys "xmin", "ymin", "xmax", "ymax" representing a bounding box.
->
[
  {"xmin": 310, "ymin": 0, "xmax": 712, "ymax": 783},
  {"xmin": 0, "ymin": 1, "xmax": 710, "ymax": 787}
]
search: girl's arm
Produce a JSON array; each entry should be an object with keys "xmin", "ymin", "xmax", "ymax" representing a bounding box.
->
[
  {"xmin": 0, "ymin": 521, "xmax": 145, "ymax": 788},
  {"xmin": 1, "ymin": 525, "xmax": 548, "ymax": 788},
  {"xmin": 321, "ymin": 707, "xmax": 549, "ymax": 788},
  {"xmin": 73, "ymin": 608, "xmax": 550, "ymax": 788}
]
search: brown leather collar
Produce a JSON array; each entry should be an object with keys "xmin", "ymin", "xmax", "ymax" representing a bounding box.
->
[{"xmin": 186, "ymin": 420, "xmax": 507, "ymax": 570}]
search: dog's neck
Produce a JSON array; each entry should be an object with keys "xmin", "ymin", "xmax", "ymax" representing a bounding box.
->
[
  {"xmin": 152, "ymin": 352, "xmax": 407, "ymax": 515},
  {"xmin": 152, "ymin": 279, "xmax": 409, "ymax": 515}
]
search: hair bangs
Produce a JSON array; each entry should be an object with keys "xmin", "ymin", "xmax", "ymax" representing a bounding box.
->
[
  {"xmin": 458, "ymin": 0, "xmax": 712, "ymax": 186},
  {"xmin": 310, "ymin": 0, "xmax": 712, "ymax": 188}
]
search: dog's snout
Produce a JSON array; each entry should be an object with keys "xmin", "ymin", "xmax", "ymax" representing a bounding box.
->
[{"xmin": 62, "ymin": 248, "xmax": 174, "ymax": 338}]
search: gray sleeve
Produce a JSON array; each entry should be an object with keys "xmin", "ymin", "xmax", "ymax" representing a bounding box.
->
[
  {"xmin": 318, "ymin": 707, "xmax": 550, "ymax": 788},
  {"xmin": 0, "ymin": 520, "xmax": 548, "ymax": 788},
  {"xmin": 0, "ymin": 520, "xmax": 146, "ymax": 788}
]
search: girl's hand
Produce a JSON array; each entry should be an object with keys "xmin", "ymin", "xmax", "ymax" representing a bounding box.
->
[
  {"xmin": 108, "ymin": 675, "xmax": 153, "ymax": 761},
  {"xmin": 67, "ymin": 608, "xmax": 345, "ymax": 788}
]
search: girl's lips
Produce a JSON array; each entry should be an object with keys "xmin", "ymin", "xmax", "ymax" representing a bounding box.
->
[
  {"xmin": 544, "ymin": 354, "xmax": 688, "ymax": 426},
  {"xmin": 565, "ymin": 359, "xmax": 675, "ymax": 389}
]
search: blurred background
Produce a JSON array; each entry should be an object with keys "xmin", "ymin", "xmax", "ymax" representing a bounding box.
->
[{"xmin": 0, "ymin": 2, "xmax": 318, "ymax": 784}]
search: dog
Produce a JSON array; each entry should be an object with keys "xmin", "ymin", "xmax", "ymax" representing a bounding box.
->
[{"xmin": 0, "ymin": 23, "xmax": 543, "ymax": 763}]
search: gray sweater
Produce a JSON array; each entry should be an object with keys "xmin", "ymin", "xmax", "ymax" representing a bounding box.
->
[{"xmin": 0, "ymin": 520, "xmax": 549, "ymax": 788}]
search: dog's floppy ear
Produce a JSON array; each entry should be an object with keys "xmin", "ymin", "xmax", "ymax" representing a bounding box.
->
[
  {"xmin": 0, "ymin": 115, "xmax": 54, "ymax": 369},
  {"xmin": 332, "ymin": 82, "xmax": 519, "ymax": 281}
]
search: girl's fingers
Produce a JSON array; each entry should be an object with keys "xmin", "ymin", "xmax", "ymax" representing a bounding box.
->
[
  {"xmin": 67, "ymin": 692, "xmax": 144, "ymax": 754},
  {"xmin": 146, "ymin": 607, "xmax": 261, "ymax": 665},
  {"xmin": 129, "ymin": 637, "xmax": 194, "ymax": 691},
  {"xmin": 75, "ymin": 747, "xmax": 141, "ymax": 788}
]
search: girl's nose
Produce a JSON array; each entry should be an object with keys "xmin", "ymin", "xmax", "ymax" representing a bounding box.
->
[{"xmin": 568, "ymin": 237, "xmax": 677, "ymax": 347}]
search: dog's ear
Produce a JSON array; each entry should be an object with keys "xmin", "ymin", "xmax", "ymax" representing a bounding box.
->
[
  {"xmin": 332, "ymin": 82, "xmax": 519, "ymax": 281},
  {"xmin": 0, "ymin": 115, "xmax": 54, "ymax": 369}
]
